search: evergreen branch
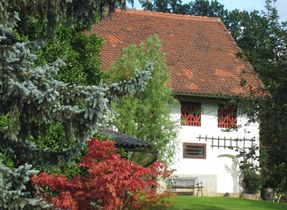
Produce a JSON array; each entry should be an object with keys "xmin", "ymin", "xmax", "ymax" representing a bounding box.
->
[
  {"xmin": 1, "ymin": 22, "xmax": 154, "ymax": 165},
  {"xmin": 0, "ymin": 163, "xmax": 50, "ymax": 209},
  {"xmin": 107, "ymin": 63, "xmax": 154, "ymax": 99},
  {"xmin": 0, "ymin": 131, "xmax": 85, "ymax": 166}
]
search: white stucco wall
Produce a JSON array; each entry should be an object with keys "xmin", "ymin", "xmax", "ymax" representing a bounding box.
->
[{"xmin": 169, "ymin": 98, "xmax": 260, "ymax": 196}]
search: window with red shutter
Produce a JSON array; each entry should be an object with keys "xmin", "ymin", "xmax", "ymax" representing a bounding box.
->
[
  {"xmin": 181, "ymin": 102, "xmax": 201, "ymax": 126},
  {"xmin": 218, "ymin": 104, "xmax": 237, "ymax": 128}
]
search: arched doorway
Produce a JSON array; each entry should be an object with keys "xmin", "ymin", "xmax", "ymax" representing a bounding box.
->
[{"xmin": 217, "ymin": 154, "xmax": 239, "ymax": 194}]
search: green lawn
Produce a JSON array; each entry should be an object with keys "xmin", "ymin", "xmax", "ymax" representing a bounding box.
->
[{"xmin": 168, "ymin": 196, "xmax": 287, "ymax": 210}]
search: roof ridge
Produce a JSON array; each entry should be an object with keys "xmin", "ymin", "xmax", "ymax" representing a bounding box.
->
[{"xmin": 115, "ymin": 9, "xmax": 221, "ymax": 23}]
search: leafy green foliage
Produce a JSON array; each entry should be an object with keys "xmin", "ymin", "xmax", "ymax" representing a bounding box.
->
[
  {"xmin": 6, "ymin": 0, "xmax": 131, "ymax": 38},
  {"xmin": 228, "ymin": 1, "xmax": 287, "ymax": 194},
  {"xmin": 140, "ymin": 0, "xmax": 227, "ymax": 17},
  {"xmin": 36, "ymin": 26, "xmax": 104, "ymax": 85},
  {"xmin": 241, "ymin": 169, "xmax": 262, "ymax": 194},
  {"xmin": 108, "ymin": 35, "xmax": 178, "ymax": 163},
  {"xmin": 238, "ymin": 146, "xmax": 262, "ymax": 194},
  {"xmin": 27, "ymin": 26, "xmax": 104, "ymax": 158},
  {"xmin": 0, "ymin": 30, "xmax": 153, "ymax": 165}
]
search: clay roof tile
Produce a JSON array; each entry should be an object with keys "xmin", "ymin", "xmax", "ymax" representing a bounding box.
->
[{"xmin": 92, "ymin": 9, "xmax": 265, "ymax": 97}]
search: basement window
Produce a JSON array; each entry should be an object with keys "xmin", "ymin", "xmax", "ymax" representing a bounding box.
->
[
  {"xmin": 218, "ymin": 104, "xmax": 237, "ymax": 128},
  {"xmin": 183, "ymin": 143, "xmax": 206, "ymax": 159},
  {"xmin": 181, "ymin": 102, "xmax": 201, "ymax": 126}
]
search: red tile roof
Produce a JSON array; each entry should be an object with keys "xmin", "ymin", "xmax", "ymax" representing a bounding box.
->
[{"xmin": 92, "ymin": 9, "xmax": 265, "ymax": 97}]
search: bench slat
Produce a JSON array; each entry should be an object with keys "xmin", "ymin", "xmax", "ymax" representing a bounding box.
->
[{"xmin": 169, "ymin": 176, "xmax": 203, "ymax": 196}]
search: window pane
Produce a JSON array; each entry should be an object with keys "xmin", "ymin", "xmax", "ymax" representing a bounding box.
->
[
  {"xmin": 181, "ymin": 102, "xmax": 201, "ymax": 126},
  {"xmin": 218, "ymin": 104, "xmax": 237, "ymax": 128}
]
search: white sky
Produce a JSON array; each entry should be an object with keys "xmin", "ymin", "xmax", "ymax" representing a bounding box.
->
[{"xmin": 129, "ymin": 0, "xmax": 287, "ymax": 21}]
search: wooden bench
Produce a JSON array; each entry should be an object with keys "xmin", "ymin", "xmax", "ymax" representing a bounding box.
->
[{"xmin": 169, "ymin": 176, "xmax": 203, "ymax": 196}]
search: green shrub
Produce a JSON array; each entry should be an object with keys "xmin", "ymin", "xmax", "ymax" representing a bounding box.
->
[{"xmin": 242, "ymin": 168, "xmax": 262, "ymax": 194}]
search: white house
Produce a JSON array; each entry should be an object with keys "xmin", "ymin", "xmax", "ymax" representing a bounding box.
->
[
  {"xmin": 170, "ymin": 97, "xmax": 259, "ymax": 196},
  {"xmin": 92, "ymin": 9, "xmax": 265, "ymax": 196}
]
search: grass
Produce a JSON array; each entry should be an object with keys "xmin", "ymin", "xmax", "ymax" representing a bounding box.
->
[{"xmin": 168, "ymin": 196, "xmax": 287, "ymax": 210}]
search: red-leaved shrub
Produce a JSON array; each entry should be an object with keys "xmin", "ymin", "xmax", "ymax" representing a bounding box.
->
[{"xmin": 32, "ymin": 138, "xmax": 170, "ymax": 210}]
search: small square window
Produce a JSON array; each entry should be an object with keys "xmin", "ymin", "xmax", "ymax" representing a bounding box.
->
[
  {"xmin": 218, "ymin": 104, "xmax": 237, "ymax": 128},
  {"xmin": 181, "ymin": 102, "xmax": 201, "ymax": 126},
  {"xmin": 183, "ymin": 143, "xmax": 206, "ymax": 159}
]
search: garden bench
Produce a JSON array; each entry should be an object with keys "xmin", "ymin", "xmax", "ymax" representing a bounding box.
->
[{"xmin": 170, "ymin": 176, "xmax": 203, "ymax": 196}]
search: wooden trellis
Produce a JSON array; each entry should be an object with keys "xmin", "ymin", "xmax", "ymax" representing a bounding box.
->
[{"xmin": 197, "ymin": 135, "xmax": 256, "ymax": 150}]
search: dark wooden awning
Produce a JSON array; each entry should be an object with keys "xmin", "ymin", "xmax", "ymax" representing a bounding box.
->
[{"xmin": 100, "ymin": 129, "xmax": 158, "ymax": 154}]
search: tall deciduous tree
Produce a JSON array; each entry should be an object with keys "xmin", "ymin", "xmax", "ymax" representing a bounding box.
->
[
  {"xmin": 35, "ymin": 26, "xmax": 104, "ymax": 86},
  {"xmin": 224, "ymin": 0, "xmax": 287, "ymax": 194},
  {"xmin": 140, "ymin": 0, "xmax": 226, "ymax": 16},
  {"xmin": 107, "ymin": 35, "xmax": 177, "ymax": 163},
  {"xmin": 253, "ymin": 1, "xmax": 287, "ymax": 195}
]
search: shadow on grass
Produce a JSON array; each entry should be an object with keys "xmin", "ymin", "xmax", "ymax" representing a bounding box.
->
[{"xmin": 169, "ymin": 204, "xmax": 228, "ymax": 210}]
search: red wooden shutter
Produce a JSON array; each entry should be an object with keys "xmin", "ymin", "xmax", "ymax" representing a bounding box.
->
[
  {"xmin": 218, "ymin": 105, "xmax": 237, "ymax": 128},
  {"xmin": 181, "ymin": 102, "xmax": 201, "ymax": 126}
]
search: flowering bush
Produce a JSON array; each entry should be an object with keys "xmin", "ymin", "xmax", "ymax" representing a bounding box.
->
[{"xmin": 32, "ymin": 138, "xmax": 170, "ymax": 209}]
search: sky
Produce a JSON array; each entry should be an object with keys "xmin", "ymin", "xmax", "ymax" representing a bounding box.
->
[{"xmin": 129, "ymin": 0, "xmax": 287, "ymax": 21}]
